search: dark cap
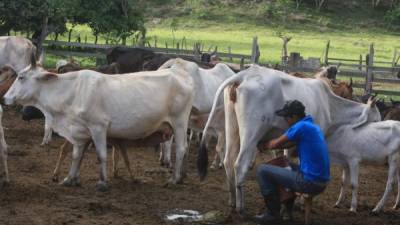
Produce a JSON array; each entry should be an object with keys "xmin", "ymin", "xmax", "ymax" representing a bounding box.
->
[{"xmin": 275, "ymin": 100, "xmax": 306, "ymax": 117}]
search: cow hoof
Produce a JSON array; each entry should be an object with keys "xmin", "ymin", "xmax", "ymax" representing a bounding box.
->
[
  {"xmin": 393, "ymin": 204, "xmax": 399, "ymax": 210},
  {"xmin": 371, "ymin": 208, "xmax": 381, "ymax": 215},
  {"xmin": 96, "ymin": 181, "xmax": 109, "ymax": 192},
  {"xmin": 60, "ymin": 177, "xmax": 80, "ymax": 187},
  {"xmin": 113, "ymin": 170, "xmax": 119, "ymax": 178},
  {"xmin": 349, "ymin": 208, "xmax": 357, "ymax": 213},
  {"xmin": 168, "ymin": 177, "xmax": 183, "ymax": 185},
  {"xmin": 52, "ymin": 175, "xmax": 59, "ymax": 183},
  {"xmin": 0, "ymin": 179, "xmax": 9, "ymax": 189}
]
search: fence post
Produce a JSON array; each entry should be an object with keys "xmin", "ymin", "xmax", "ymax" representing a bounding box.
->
[
  {"xmin": 228, "ymin": 46, "xmax": 233, "ymax": 62},
  {"xmin": 251, "ymin": 36, "xmax": 260, "ymax": 64},
  {"xmin": 359, "ymin": 54, "xmax": 363, "ymax": 72},
  {"xmin": 392, "ymin": 48, "xmax": 398, "ymax": 75},
  {"xmin": 68, "ymin": 29, "xmax": 73, "ymax": 42},
  {"xmin": 365, "ymin": 43, "xmax": 374, "ymax": 95},
  {"xmin": 324, "ymin": 40, "xmax": 330, "ymax": 65}
]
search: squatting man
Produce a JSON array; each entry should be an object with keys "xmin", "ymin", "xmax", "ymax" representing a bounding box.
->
[{"xmin": 255, "ymin": 100, "xmax": 330, "ymax": 224}]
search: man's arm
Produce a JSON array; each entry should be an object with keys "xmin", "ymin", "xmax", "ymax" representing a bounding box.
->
[{"xmin": 260, "ymin": 134, "xmax": 295, "ymax": 151}]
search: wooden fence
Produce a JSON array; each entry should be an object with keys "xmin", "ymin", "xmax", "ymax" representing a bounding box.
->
[
  {"xmin": 42, "ymin": 36, "xmax": 400, "ymax": 97},
  {"xmin": 277, "ymin": 41, "xmax": 400, "ymax": 98},
  {"xmin": 42, "ymin": 36, "xmax": 260, "ymax": 68}
]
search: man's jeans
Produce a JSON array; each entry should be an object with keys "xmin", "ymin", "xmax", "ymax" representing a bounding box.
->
[{"xmin": 256, "ymin": 163, "xmax": 326, "ymax": 198}]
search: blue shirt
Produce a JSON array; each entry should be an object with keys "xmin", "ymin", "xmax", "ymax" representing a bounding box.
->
[{"xmin": 284, "ymin": 115, "xmax": 330, "ymax": 183}]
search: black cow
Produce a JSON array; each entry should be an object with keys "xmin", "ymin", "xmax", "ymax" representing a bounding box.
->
[{"xmin": 106, "ymin": 47, "xmax": 155, "ymax": 73}]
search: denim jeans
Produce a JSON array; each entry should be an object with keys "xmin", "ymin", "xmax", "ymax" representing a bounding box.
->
[{"xmin": 256, "ymin": 163, "xmax": 326, "ymax": 198}]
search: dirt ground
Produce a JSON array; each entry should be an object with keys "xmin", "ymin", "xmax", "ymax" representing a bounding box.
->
[{"xmin": 0, "ymin": 106, "xmax": 399, "ymax": 225}]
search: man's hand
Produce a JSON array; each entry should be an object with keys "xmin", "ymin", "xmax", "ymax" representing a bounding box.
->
[
  {"xmin": 265, "ymin": 140, "xmax": 276, "ymax": 150},
  {"xmin": 258, "ymin": 135, "xmax": 291, "ymax": 152},
  {"xmin": 257, "ymin": 140, "xmax": 277, "ymax": 152}
]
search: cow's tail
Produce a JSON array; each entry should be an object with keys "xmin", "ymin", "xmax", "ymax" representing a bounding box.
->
[{"xmin": 197, "ymin": 72, "xmax": 246, "ymax": 180}]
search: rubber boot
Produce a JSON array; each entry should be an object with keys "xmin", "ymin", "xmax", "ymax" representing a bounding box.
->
[
  {"xmin": 255, "ymin": 195, "xmax": 281, "ymax": 225},
  {"xmin": 281, "ymin": 197, "xmax": 295, "ymax": 221}
]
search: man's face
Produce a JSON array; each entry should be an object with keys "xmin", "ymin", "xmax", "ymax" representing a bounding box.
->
[{"xmin": 284, "ymin": 115, "xmax": 299, "ymax": 126}]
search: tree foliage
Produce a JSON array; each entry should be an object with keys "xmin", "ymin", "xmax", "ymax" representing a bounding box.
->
[{"xmin": 0, "ymin": 0, "xmax": 145, "ymax": 42}]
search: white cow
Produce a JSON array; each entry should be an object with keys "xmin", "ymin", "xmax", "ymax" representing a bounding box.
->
[
  {"xmin": 158, "ymin": 59, "xmax": 235, "ymax": 168},
  {"xmin": 4, "ymin": 56, "xmax": 195, "ymax": 190},
  {"xmin": 328, "ymin": 99, "xmax": 400, "ymax": 213},
  {"xmin": 198, "ymin": 65, "xmax": 381, "ymax": 213},
  {"xmin": 0, "ymin": 36, "xmax": 37, "ymax": 72},
  {"xmin": 0, "ymin": 106, "xmax": 8, "ymax": 187}
]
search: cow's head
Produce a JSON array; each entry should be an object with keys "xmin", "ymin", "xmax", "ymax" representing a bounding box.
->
[{"xmin": 4, "ymin": 52, "xmax": 57, "ymax": 106}]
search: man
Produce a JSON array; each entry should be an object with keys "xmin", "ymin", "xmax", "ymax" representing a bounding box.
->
[{"xmin": 255, "ymin": 100, "xmax": 330, "ymax": 224}]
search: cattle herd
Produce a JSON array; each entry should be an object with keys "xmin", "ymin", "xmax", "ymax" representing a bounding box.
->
[{"xmin": 1, "ymin": 36, "xmax": 400, "ymax": 223}]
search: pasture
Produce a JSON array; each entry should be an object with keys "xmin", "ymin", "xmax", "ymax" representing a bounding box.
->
[
  {"xmin": 43, "ymin": 21, "xmax": 400, "ymax": 67},
  {"xmin": 0, "ymin": 106, "xmax": 399, "ymax": 225}
]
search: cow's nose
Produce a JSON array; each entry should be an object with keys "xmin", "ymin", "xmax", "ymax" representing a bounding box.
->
[{"xmin": 3, "ymin": 96, "xmax": 13, "ymax": 106}]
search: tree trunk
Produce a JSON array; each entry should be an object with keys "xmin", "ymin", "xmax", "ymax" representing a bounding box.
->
[
  {"xmin": 296, "ymin": 0, "xmax": 303, "ymax": 10},
  {"xmin": 315, "ymin": 0, "xmax": 326, "ymax": 11},
  {"xmin": 36, "ymin": 16, "xmax": 48, "ymax": 59}
]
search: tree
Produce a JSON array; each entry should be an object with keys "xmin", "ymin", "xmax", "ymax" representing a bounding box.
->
[
  {"xmin": 0, "ymin": 0, "xmax": 146, "ymax": 46},
  {"xmin": 314, "ymin": 0, "xmax": 326, "ymax": 11},
  {"xmin": 83, "ymin": 0, "xmax": 145, "ymax": 44},
  {"xmin": 295, "ymin": 0, "xmax": 303, "ymax": 9}
]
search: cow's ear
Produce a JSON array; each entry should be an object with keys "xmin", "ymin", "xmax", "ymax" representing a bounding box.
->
[{"xmin": 37, "ymin": 72, "xmax": 58, "ymax": 81}]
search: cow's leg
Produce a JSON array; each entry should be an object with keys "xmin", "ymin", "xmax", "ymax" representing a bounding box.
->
[
  {"xmin": 223, "ymin": 97, "xmax": 240, "ymax": 209},
  {"xmin": 0, "ymin": 116, "xmax": 7, "ymax": 186},
  {"xmin": 349, "ymin": 160, "xmax": 360, "ymax": 213},
  {"xmin": 0, "ymin": 135, "xmax": 8, "ymax": 185},
  {"xmin": 234, "ymin": 137, "xmax": 259, "ymax": 214},
  {"xmin": 160, "ymin": 137, "xmax": 173, "ymax": 169},
  {"xmin": 52, "ymin": 140, "xmax": 71, "ymax": 182},
  {"xmin": 394, "ymin": 167, "xmax": 400, "ymax": 210},
  {"xmin": 112, "ymin": 146, "xmax": 120, "ymax": 178},
  {"xmin": 373, "ymin": 154, "xmax": 399, "ymax": 212},
  {"xmin": 61, "ymin": 142, "xmax": 86, "ymax": 187},
  {"xmin": 335, "ymin": 166, "xmax": 350, "ymax": 208},
  {"xmin": 211, "ymin": 132, "xmax": 225, "ymax": 169},
  {"xmin": 90, "ymin": 129, "xmax": 109, "ymax": 192},
  {"xmin": 41, "ymin": 117, "xmax": 53, "ymax": 146},
  {"xmin": 169, "ymin": 125, "xmax": 187, "ymax": 184},
  {"xmin": 118, "ymin": 143, "xmax": 134, "ymax": 180}
]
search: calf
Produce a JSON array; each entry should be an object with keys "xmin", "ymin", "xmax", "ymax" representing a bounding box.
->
[{"xmin": 328, "ymin": 98, "xmax": 400, "ymax": 213}]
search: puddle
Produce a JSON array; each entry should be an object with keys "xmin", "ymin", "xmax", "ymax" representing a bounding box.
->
[
  {"xmin": 164, "ymin": 209, "xmax": 203, "ymax": 222},
  {"xmin": 163, "ymin": 209, "xmax": 229, "ymax": 224}
]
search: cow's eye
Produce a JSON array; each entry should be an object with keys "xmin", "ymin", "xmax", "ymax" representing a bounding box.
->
[{"xmin": 18, "ymin": 76, "xmax": 25, "ymax": 81}]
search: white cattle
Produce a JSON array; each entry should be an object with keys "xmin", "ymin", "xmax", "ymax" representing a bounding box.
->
[
  {"xmin": 198, "ymin": 65, "xmax": 381, "ymax": 213},
  {"xmin": 0, "ymin": 36, "xmax": 37, "ymax": 72},
  {"xmin": 328, "ymin": 99, "xmax": 400, "ymax": 213},
  {"xmin": 0, "ymin": 106, "xmax": 8, "ymax": 187},
  {"xmin": 158, "ymin": 59, "xmax": 235, "ymax": 169},
  {"xmin": 4, "ymin": 56, "xmax": 195, "ymax": 190}
]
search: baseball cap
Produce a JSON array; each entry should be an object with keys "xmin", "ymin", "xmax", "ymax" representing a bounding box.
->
[{"xmin": 275, "ymin": 100, "xmax": 306, "ymax": 117}]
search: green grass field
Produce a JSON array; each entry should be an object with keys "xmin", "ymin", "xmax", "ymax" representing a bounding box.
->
[{"xmin": 45, "ymin": 20, "xmax": 400, "ymax": 67}]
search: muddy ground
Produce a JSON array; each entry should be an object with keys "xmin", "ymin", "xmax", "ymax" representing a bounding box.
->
[{"xmin": 0, "ymin": 106, "xmax": 399, "ymax": 225}]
